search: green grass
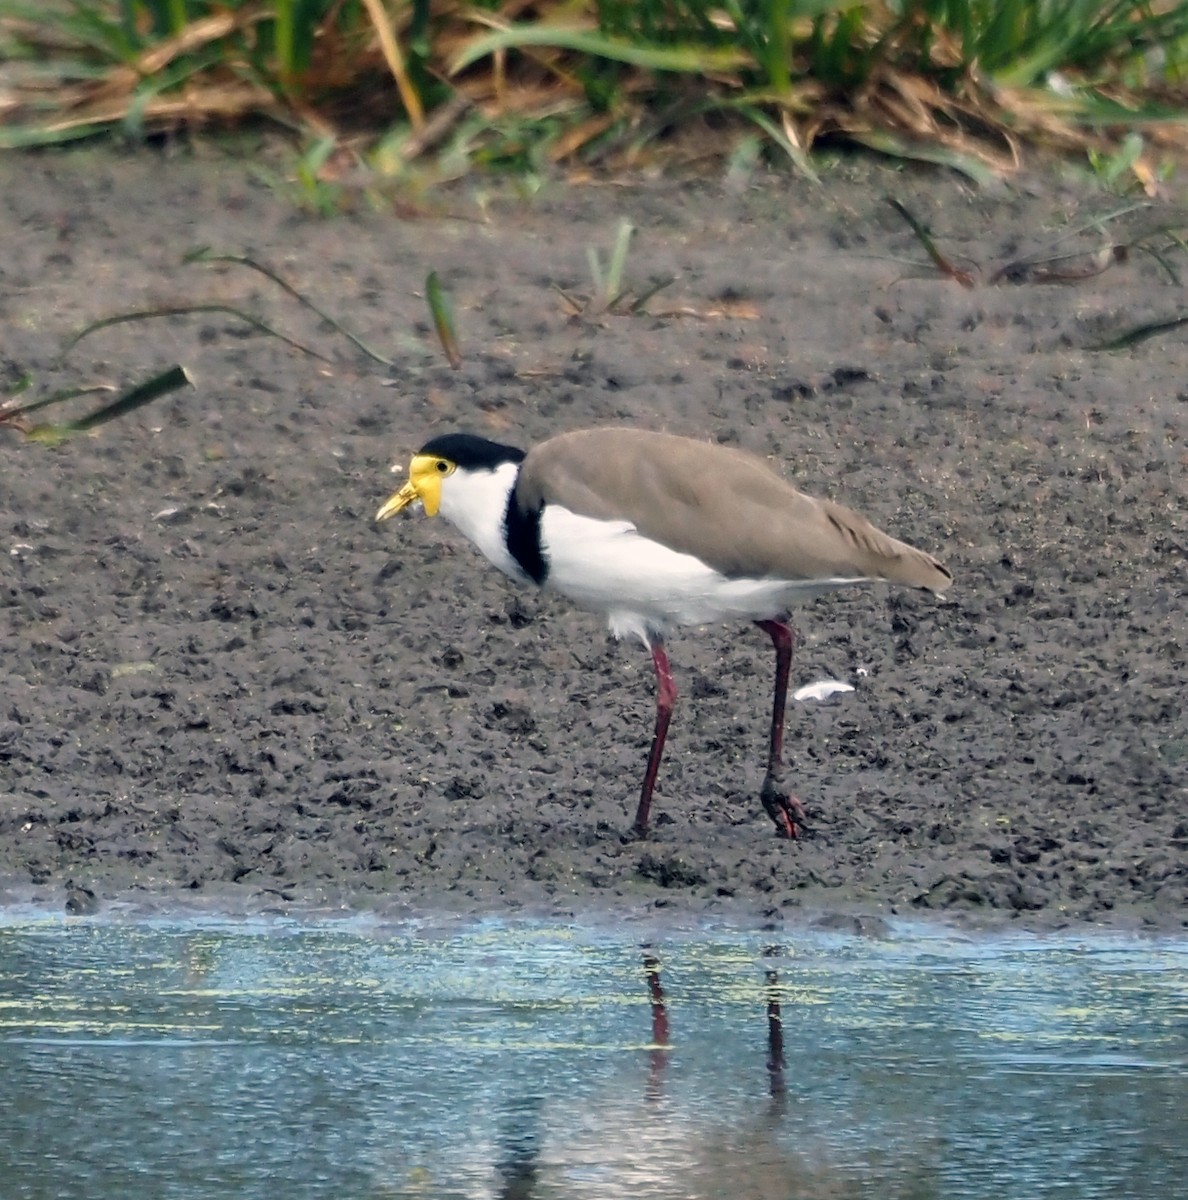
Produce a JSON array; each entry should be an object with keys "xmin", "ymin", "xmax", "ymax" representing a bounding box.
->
[{"xmin": 1, "ymin": 1, "xmax": 1186, "ymax": 184}]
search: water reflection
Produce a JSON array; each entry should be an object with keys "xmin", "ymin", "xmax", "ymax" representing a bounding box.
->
[{"xmin": 0, "ymin": 915, "xmax": 1184, "ymax": 1199}]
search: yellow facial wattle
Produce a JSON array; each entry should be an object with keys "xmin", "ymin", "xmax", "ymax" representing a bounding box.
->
[{"xmin": 375, "ymin": 454, "xmax": 454, "ymax": 521}]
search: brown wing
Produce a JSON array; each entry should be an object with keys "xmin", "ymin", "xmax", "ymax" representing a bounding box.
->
[{"xmin": 517, "ymin": 428, "xmax": 952, "ymax": 592}]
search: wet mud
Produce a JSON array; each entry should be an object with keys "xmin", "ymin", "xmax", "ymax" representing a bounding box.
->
[{"xmin": 1, "ymin": 147, "xmax": 1184, "ymax": 928}]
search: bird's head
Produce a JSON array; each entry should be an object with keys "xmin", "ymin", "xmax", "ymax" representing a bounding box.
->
[
  {"xmin": 375, "ymin": 433, "xmax": 526, "ymax": 523},
  {"xmin": 375, "ymin": 450, "xmax": 454, "ymax": 520}
]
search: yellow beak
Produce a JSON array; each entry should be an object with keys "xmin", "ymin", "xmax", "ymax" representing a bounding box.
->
[
  {"xmin": 375, "ymin": 454, "xmax": 444, "ymax": 521},
  {"xmin": 375, "ymin": 480, "xmax": 421, "ymax": 522}
]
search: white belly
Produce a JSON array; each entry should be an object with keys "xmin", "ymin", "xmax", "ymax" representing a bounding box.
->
[{"xmin": 539, "ymin": 506, "xmax": 862, "ymax": 645}]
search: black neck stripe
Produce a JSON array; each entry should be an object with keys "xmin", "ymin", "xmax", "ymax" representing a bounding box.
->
[{"xmin": 505, "ymin": 489, "xmax": 547, "ymax": 585}]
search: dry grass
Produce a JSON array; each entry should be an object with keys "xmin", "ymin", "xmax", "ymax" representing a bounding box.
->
[{"xmin": 1, "ymin": 1, "xmax": 1187, "ymax": 185}]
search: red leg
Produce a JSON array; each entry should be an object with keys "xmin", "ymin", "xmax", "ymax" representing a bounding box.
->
[
  {"xmin": 765, "ymin": 965, "xmax": 786, "ymax": 1099},
  {"xmin": 631, "ymin": 639, "xmax": 677, "ymax": 837},
  {"xmin": 754, "ymin": 619, "xmax": 807, "ymax": 838}
]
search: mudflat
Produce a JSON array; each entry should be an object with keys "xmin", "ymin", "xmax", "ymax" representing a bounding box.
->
[{"xmin": 1, "ymin": 148, "xmax": 1183, "ymax": 928}]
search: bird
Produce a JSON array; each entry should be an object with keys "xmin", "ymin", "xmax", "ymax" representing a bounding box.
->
[{"xmin": 376, "ymin": 427, "xmax": 952, "ymax": 840}]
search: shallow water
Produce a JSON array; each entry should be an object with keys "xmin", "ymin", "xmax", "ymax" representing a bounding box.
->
[{"xmin": 1, "ymin": 913, "xmax": 1185, "ymax": 1199}]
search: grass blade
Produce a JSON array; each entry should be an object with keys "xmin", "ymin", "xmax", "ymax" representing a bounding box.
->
[
  {"xmin": 65, "ymin": 303, "xmax": 330, "ymax": 361},
  {"xmin": 4, "ymin": 373, "xmax": 34, "ymax": 399},
  {"xmin": 184, "ymin": 248, "xmax": 394, "ymax": 366},
  {"xmin": 25, "ymin": 365, "xmax": 193, "ymax": 444},
  {"xmin": 360, "ymin": 0, "xmax": 424, "ymax": 128},
  {"xmin": 586, "ymin": 246, "xmax": 605, "ymax": 301},
  {"xmin": 605, "ymin": 220, "xmax": 634, "ymax": 305},
  {"xmin": 886, "ymin": 196, "xmax": 977, "ymax": 288},
  {"xmin": 737, "ymin": 104, "xmax": 820, "ymax": 184},
  {"xmin": 853, "ymin": 131, "xmax": 1001, "ymax": 187},
  {"xmin": 425, "ymin": 271, "xmax": 462, "ymax": 368},
  {"xmin": 0, "ymin": 383, "xmax": 116, "ymax": 425},
  {"xmin": 990, "ymin": 245, "xmax": 1124, "ymax": 285},
  {"xmin": 1089, "ymin": 314, "xmax": 1188, "ymax": 352},
  {"xmin": 629, "ymin": 275, "xmax": 676, "ymax": 313},
  {"xmin": 451, "ymin": 25, "xmax": 749, "ymax": 76}
]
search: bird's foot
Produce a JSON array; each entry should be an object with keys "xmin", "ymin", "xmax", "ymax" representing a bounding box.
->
[{"xmin": 761, "ymin": 777, "xmax": 807, "ymax": 839}]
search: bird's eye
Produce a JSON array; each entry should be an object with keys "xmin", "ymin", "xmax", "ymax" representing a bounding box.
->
[{"xmin": 436, "ymin": 460, "xmax": 449, "ymax": 473}]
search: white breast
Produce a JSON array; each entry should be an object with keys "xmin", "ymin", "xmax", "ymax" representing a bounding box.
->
[{"xmin": 436, "ymin": 461, "xmax": 527, "ymax": 582}]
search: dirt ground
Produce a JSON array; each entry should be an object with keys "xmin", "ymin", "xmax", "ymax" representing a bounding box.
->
[{"xmin": 1, "ymin": 145, "xmax": 1184, "ymax": 929}]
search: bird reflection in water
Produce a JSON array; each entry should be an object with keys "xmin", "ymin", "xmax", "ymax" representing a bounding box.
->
[
  {"xmin": 493, "ymin": 1096, "xmax": 542, "ymax": 1200},
  {"xmin": 493, "ymin": 944, "xmax": 790, "ymax": 1200}
]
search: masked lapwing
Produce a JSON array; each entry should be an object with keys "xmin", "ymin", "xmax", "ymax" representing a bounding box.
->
[{"xmin": 376, "ymin": 428, "xmax": 952, "ymax": 839}]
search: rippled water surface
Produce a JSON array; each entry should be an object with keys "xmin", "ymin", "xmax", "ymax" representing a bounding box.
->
[{"xmin": 1, "ymin": 913, "xmax": 1185, "ymax": 1199}]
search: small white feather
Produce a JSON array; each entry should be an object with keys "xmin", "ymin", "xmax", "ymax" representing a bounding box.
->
[{"xmin": 793, "ymin": 679, "xmax": 855, "ymax": 703}]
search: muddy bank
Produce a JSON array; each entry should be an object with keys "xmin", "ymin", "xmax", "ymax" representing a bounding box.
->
[{"xmin": 1, "ymin": 146, "xmax": 1184, "ymax": 928}]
